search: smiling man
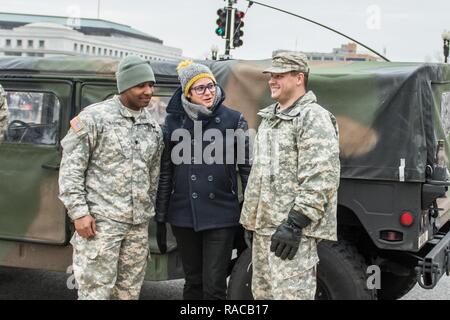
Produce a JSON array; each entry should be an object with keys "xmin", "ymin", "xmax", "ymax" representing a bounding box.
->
[
  {"xmin": 59, "ymin": 55, "xmax": 164, "ymax": 300},
  {"xmin": 240, "ymin": 51, "xmax": 340, "ymax": 300}
]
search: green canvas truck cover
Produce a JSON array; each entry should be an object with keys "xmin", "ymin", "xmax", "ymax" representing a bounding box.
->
[{"xmin": 0, "ymin": 56, "xmax": 449, "ymax": 183}]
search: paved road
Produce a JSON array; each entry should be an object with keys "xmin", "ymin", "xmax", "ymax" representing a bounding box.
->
[
  {"xmin": 0, "ymin": 266, "xmax": 448, "ymax": 300},
  {"xmin": 0, "ymin": 266, "xmax": 183, "ymax": 300}
]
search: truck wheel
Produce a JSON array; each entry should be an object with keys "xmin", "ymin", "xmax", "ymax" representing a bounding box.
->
[
  {"xmin": 227, "ymin": 248, "xmax": 253, "ymax": 300},
  {"xmin": 377, "ymin": 270, "xmax": 417, "ymax": 300},
  {"xmin": 227, "ymin": 241, "xmax": 377, "ymax": 300},
  {"xmin": 315, "ymin": 240, "xmax": 376, "ymax": 300}
]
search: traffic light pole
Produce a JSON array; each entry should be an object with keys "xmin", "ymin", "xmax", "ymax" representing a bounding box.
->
[{"xmin": 224, "ymin": 0, "xmax": 234, "ymax": 56}]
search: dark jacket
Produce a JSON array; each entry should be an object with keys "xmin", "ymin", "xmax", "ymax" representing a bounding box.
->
[{"xmin": 155, "ymin": 86, "xmax": 251, "ymax": 231}]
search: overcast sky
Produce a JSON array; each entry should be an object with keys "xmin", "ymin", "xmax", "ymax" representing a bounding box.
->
[{"xmin": 0, "ymin": 0, "xmax": 448, "ymax": 62}]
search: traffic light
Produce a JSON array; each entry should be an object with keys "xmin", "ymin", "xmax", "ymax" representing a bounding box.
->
[
  {"xmin": 215, "ymin": 8, "xmax": 227, "ymax": 38},
  {"xmin": 233, "ymin": 9, "xmax": 245, "ymax": 48}
]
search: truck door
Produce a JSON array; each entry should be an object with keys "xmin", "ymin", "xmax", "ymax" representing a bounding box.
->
[{"xmin": 0, "ymin": 80, "xmax": 72, "ymax": 244}]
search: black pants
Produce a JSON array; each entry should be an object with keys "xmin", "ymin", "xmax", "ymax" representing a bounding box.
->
[{"xmin": 171, "ymin": 225, "xmax": 237, "ymax": 300}]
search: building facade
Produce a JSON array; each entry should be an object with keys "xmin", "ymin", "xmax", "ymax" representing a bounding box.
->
[
  {"xmin": 0, "ymin": 12, "xmax": 182, "ymax": 61},
  {"xmin": 275, "ymin": 43, "xmax": 379, "ymax": 62},
  {"xmin": 303, "ymin": 43, "xmax": 379, "ymax": 62}
]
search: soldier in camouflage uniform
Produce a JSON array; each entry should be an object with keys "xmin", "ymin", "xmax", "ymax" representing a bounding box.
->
[
  {"xmin": 240, "ymin": 52, "xmax": 340, "ymax": 300},
  {"xmin": 59, "ymin": 56, "xmax": 164, "ymax": 300},
  {"xmin": 0, "ymin": 84, "xmax": 8, "ymax": 143}
]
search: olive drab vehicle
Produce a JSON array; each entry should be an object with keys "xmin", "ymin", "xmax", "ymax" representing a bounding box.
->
[{"xmin": 1, "ymin": 56, "xmax": 450, "ymax": 300}]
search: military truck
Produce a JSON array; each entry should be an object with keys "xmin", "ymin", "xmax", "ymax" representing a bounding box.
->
[{"xmin": 0, "ymin": 56, "xmax": 449, "ymax": 300}]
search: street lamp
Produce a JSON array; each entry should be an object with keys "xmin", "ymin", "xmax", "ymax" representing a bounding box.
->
[{"xmin": 443, "ymin": 30, "xmax": 450, "ymax": 63}]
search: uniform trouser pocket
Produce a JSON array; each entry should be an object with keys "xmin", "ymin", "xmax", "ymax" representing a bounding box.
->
[
  {"xmin": 71, "ymin": 230, "xmax": 120, "ymax": 300},
  {"xmin": 70, "ymin": 217, "xmax": 150, "ymax": 300},
  {"xmin": 252, "ymin": 233, "xmax": 319, "ymax": 300},
  {"xmin": 111, "ymin": 222, "xmax": 149, "ymax": 300}
]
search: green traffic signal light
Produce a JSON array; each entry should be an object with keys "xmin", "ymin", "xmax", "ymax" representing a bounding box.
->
[
  {"xmin": 215, "ymin": 8, "xmax": 227, "ymax": 38},
  {"xmin": 215, "ymin": 27, "xmax": 225, "ymax": 37}
]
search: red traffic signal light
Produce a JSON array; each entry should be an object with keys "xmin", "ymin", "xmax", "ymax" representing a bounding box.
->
[
  {"xmin": 233, "ymin": 10, "xmax": 245, "ymax": 48},
  {"xmin": 235, "ymin": 10, "xmax": 245, "ymax": 19}
]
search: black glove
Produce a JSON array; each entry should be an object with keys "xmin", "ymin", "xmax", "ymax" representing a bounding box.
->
[
  {"xmin": 244, "ymin": 229, "xmax": 253, "ymax": 248},
  {"xmin": 156, "ymin": 222, "xmax": 167, "ymax": 254},
  {"xmin": 270, "ymin": 210, "xmax": 311, "ymax": 260}
]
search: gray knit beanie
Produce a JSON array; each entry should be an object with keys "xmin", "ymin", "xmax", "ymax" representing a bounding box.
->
[
  {"xmin": 116, "ymin": 55, "xmax": 156, "ymax": 93},
  {"xmin": 176, "ymin": 60, "xmax": 216, "ymax": 97}
]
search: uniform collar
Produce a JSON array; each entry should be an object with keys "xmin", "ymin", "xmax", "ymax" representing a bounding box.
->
[
  {"xmin": 258, "ymin": 91, "xmax": 317, "ymax": 120},
  {"xmin": 114, "ymin": 95, "xmax": 152, "ymax": 124}
]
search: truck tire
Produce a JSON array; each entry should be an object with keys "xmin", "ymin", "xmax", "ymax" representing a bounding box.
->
[
  {"xmin": 227, "ymin": 248, "xmax": 253, "ymax": 300},
  {"xmin": 316, "ymin": 240, "xmax": 376, "ymax": 300},
  {"xmin": 377, "ymin": 270, "xmax": 417, "ymax": 300},
  {"xmin": 227, "ymin": 241, "xmax": 377, "ymax": 300}
]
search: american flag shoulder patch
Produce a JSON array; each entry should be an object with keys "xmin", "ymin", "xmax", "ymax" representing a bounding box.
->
[{"xmin": 70, "ymin": 116, "xmax": 84, "ymax": 133}]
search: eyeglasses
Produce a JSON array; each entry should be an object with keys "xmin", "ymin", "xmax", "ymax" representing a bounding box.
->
[{"xmin": 191, "ymin": 83, "xmax": 216, "ymax": 95}]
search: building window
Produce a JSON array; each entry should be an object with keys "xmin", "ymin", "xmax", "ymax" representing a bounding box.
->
[
  {"xmin": 86, "ymin": 45, "xmax": 90, "ymax": 54},
  {"xmin": 17, "ymin": 39, "xmax": 22, "ymax": 47},
  {"xmin": 120, "ymin": 52, "xmax": 123, "ymax": 58},
  {"xmin": 74, "ymin": 43, "xmax": 78, "ymax": 51},
  {"xmin": 27, "ymin": 40, "xmax": 34, "ymax": 48},
  {"xmin": 114, "ymin": 50, "xmax": 118, "ymax": 56},
  {"xmin": 5, "ymin": 52, "xmax": 22, "ymax": 56},
  {"xmin": 5, "ymin": 39, "xmax": 11, "ymax": 47},
  {"xmin": 109, "ymin": 49, "xmax": 113, "ymax": 56},
  {"xmin": 80, "ymin": 44, "xmax": 84, "ymax": 53},
  {"xmin": 103, "ymin": 48, "xmax": 107, "ymax": 55},
  {"xmin": 39, "ymin": 40, "xmax": 45, "ymax": 48},
  {"xmin": 98, "ymin": 47, "xmax": 101, "ymax": 55}
]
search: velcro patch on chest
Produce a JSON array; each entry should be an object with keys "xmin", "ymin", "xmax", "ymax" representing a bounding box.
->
[{"xmin": 70, "ymin": 116, "xmax": 85, "ymax": 133}]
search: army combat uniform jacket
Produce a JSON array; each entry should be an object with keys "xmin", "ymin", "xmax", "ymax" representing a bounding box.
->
[
  {"xmin": 240, "ymin": 91, "xmax": 340, "ymax": 241},
  {"xmin": 59, "ymin": 96, "xmax": 164, "ymax": 225}
]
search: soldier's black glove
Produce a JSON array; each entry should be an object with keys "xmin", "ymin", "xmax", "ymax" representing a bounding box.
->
[
  {"xmin": 270, "ymin": 210, "xmax": 311, "ymax": 260},
  {"xmin": 156, "ymin": 222, "xmax": 167, "ymax": 254},
  {"xmin": 244, "ymin": 229, "xmax": 253, "ymax": 248}
]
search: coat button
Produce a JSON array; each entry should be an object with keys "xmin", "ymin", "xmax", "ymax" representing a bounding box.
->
[
  {"xmin": 192, "ymin": 192, "xmax": 198, "ymax": 199},
  {"xmin": 191, "ymin": 175, "xmax": 197, "ymax": 181},
  {"xmin": 208, "ymin": 175, "xmax": 213, "ymax": 182},
  {"xmin": 209, "ymin": 193, "xmax": 215, "ymax": 200},
  {"xmin": 215, "ymin": 117, "xmax": 221, "ymax": 124},
  {"xmin": 191, "ymin": 157, "xmax": 195, "ymax": 164}
]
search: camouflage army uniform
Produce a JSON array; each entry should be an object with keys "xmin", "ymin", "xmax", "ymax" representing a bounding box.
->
[
  {"xmin": 0, "ymin": 85, "xmax": 8, "ymax": 142},
  {"xmin": 240, "ymin": 91, "xmax": 340, "ymax": 300},
  {"xmin": 59, "ymin": 95, "xmax": 164, "ymax": 300}
]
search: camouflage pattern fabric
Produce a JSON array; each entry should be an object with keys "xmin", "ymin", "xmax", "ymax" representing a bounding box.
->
[
  {"xmin": 252, "ymin": 233, "xmax": 318, "ymax": 300},
  {"xmin": 70, "ymin": 214, "xmax": 149, "ymax": 300},
  {"xmin": 0, "ymin": 85, "xmax": 7, "ymax": 142},
  {"xmin": 59, "ymin": 95, "xmax": 164, "ymax": 224},
  {"xmin": 240, "ymin": 91, "xmax": 340, "ymax": 241},
  {"xmin": 263, "ymin": 51, "xmax": 310, "ymax": 74},
  {"xmin": 241, "ymin": 90, "xmax": 339, "ymax": 299}
]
